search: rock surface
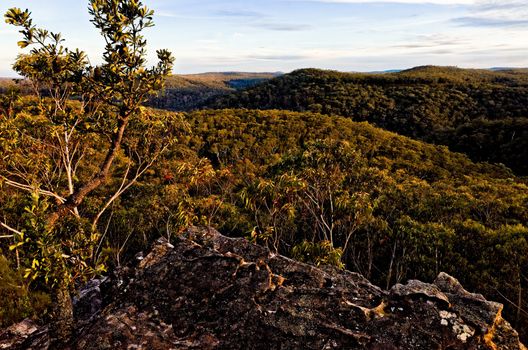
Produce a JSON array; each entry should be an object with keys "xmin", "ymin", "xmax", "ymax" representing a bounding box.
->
[
  {"xmin": 1, "ymin": 226, "xmax": 526, "ymax": 349},
  {"xmin": 0, "ymin": 319, "xmax": 48, "ymax": 349}
]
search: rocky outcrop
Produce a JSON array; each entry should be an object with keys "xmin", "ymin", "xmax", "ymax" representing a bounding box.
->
[
  {"xmin": 2, "ymin": 227, "xmax": 526, "ymax": 349},
  {"xmin": 0, "ymin": 319, "xmax": 48, "ymax": 349}
]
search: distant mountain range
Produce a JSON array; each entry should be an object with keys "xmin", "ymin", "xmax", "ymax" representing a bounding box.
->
[
  {"xmin": 364, "ymin": 66, "xmax": 528, "ymax": 74},
  {"xmin": 3, "ymin": 66, "xmax": 528, "ymax": 87}
]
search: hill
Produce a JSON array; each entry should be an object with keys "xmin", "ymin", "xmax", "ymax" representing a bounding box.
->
[
  {"xmin": 0, "ymin": 79, "xmax": 16, "ymax": 89},
  {"xmin": 0, "ymin": 73, "xmax": 280, "ymax": 112},
  {"xmin": 147, "ymin": 72, "xmax": 280, "ymax": 111},
  {"xmin": 205, "ymin": 66, "xmax": 528, "ymax": 174}
]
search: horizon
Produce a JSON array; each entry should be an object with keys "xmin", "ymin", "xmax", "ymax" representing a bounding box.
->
[
  {"xmin": 0, "ymin": 0, "xmax": 527, "ymax": 76},
  {"xmin": 3, "ymin": 65, "xmax": 528, "ymax": 79}
]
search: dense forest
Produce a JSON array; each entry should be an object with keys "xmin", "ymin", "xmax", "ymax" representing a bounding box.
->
[
  {"xmin": 2, "ymin": 101, "xmax": 528, "ymax": 340},
  {"xmin": 146, "ymin": 72, "xmax": 279, "ymax": 111},
  {"xmin": 0, "ymin": 72, "xmax": 278, "ymax": 113},
  {"xmin": 206, "ymin": 67, "xmax": 528, "ymax": 175}
]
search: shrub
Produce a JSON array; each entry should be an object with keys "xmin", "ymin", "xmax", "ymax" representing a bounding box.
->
[
  {"xmin": 0, "ymin": 255, "xmax": 50, "ymax": 328},
  {"xmin": 292, "ymin": 240, "xmax": 345, "ymax": 269}
]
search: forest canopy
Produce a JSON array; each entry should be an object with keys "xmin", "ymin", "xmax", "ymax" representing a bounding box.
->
[
  {"xmin": 3, "ymin": 103, "xmax": 527, "ymax": 340},
  {"xmin": 206, "ymin": 67, "xmax": 528, "ymax": 175}
]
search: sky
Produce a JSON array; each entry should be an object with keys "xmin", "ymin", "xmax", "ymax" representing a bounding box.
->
[{"xmin": 0, "ymin": 0, "xmax": 526, "ymax": 76}]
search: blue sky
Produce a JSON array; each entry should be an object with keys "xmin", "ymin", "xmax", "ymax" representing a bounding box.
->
[{"xmin": 0, "ymin": 0, "xmax": 527, "ymax": 75}]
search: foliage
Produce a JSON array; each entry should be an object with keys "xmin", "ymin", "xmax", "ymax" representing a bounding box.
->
[
  {"xmin": 0, "ymin": 255, "xmax": 50, "ymax": 328},
  {"xmin": 207, "ymin": 67, "xmax": 528, "ymax": 175},
  {"xmin": 2, "ymin": 0, "xmax": 173, "ymax": 276},
  {"xmin": 0, "ymin": 86, "xmax": 22, "ymax": 118},
  {"xmin": 10, "ymin": 192, "xmax": 105, "ymax": 287},
  {"xmin": 1, "ymin": 0, "xmax": 173, "ymax": 339},
  {"xmin": 292, "ymin": 240, "xmax": 345, "ymax": 269}
]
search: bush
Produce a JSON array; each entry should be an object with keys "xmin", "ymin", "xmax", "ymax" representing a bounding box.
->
[
  {"xmin": 0, "ymin": 255, "xmax": 50, "ymax": 328},
  {"xmin": 292, "ymin": 240, "xmax": 345, "ymax": 269}
]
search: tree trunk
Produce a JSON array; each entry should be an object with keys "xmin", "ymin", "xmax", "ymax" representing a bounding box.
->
[
  {"xmin": 516, "ymin": 270, "xmax": 522, "ymax": 328},
  {"xmin": 49, "ymin": 276, "xmax": 74, "ymax": 346},
  {"xmin": 386, "ymin": 241, "xmax": 397, "ymax": 290}
]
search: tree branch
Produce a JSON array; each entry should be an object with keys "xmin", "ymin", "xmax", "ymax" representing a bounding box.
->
[
  {"xmin": 91, "ymin": 145, "xmax": 168, "ymax": 231},
  {"xmin": 2, "ymin": 176, "xmax": 66, "ymax": 203},
  {"xmin": 47, "ymin": 113, "xmax": 130, "ymax": 229},
  {"xmin": 1, "ymin": 221, "xmax": 23, "ymax": 237}
]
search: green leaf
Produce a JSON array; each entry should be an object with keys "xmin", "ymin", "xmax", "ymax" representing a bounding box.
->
[
  {"xmin": 17, "ymin": 40, "xmax": 29, "ymax": 48},
  {"xmin": 9, "ymin": 241, "xmax": 24, "ymax": 250},
  {"xmin": 31, "ymin": 259, "xmax": 39, "ymax": 268}
]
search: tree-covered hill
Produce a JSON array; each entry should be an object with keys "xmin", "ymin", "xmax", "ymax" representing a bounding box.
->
[
  {"xmin": 0, "ymin": 72, "xmax": 280, "ymax": 112},
  {"xmin": 110, "ymin": 108, "xmax": 528, "ymax": 341},
  {"xmin": 147, "ymin": 72, "xmax": 280, "ymax": 111},
  {"xmin": 178, "ymin": 109, "xmax": 528, "ymax": 338},
  {"xmin": 205, "ymin": 66, "xmax": 528, "ymax": 174}
]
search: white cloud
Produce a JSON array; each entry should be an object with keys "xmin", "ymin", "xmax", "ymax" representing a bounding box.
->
[
  {"xmin": 302, "ymin": 0, "xmax": 475, "ymax": 4},
  {"xmin": 453, "ymin": 0, "xmax": 528, "ymax": 27}
]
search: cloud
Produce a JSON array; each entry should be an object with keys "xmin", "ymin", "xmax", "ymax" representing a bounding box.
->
[
  {"xmin": 476, "ymin": 1, "xmax": 527, "ymax": 11},
  {"xmin": 392, "ymin": 34, "xmax": 468, "ymax": 49},
  {"xmin": 252, "ymin": 23, "xmax": 312, "ymax": 31},
  {"xmin": 297, "ymin": 0, "xmax": 475, "ymax": 4},
  {"xmin": 156, "ymin": 11, "xmax": 180, "ymax": 18},
  {"xmin": 452, "ymin": 0, "xmax": 528, "ymax": 27},
  {"xmin": 247, "ymin": 54, "xmax": 311, "ymax": 60},
  {"xmin": 215, "ymin": 10, "xmax": 265, "ymax": 18},
  {"xmin": 453, "ymin": 16, "xmax": 528, "ymax": 27}
]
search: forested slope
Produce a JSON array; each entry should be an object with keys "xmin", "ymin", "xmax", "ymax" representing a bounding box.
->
[
  {"xmin": 147, "ymin": 72, "xmax": 279, "ymax": 111},
  {"xmin": 4, "ymin": 102, "xmax": 527, "ymax": 339},
  {"xmin": 0, "ymin": 72, "xmax": 279, "ymax": 112},
  {"xmin": 129, "ymin": 108, "xmax": 528, "ymax": 341},
  {"xmin": 206, "ymin": 66, "xmax": 528, "ymax": 174}
]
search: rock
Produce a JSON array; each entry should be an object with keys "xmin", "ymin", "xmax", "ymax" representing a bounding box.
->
[
  {"xmin": 434, "ymin": 272, "xmax": 525, "ymax": 350},
  {"xmin": 0, "ymin": 319, "xmax": 48, "ymax": 350},
  {"xmin": 390, "ymin": 279, "xmax": 450, "ymax": 308},
  {"xmin": 1, "ymin": 227, "xmax": 525, "ymax": 349},
  {"xmin": 73, "ymin": 278, "xmax": 106, "ymax": 325},
  {"xmin": 137, "ymin": 237, "xmax": 174, "ymax": 270}
]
